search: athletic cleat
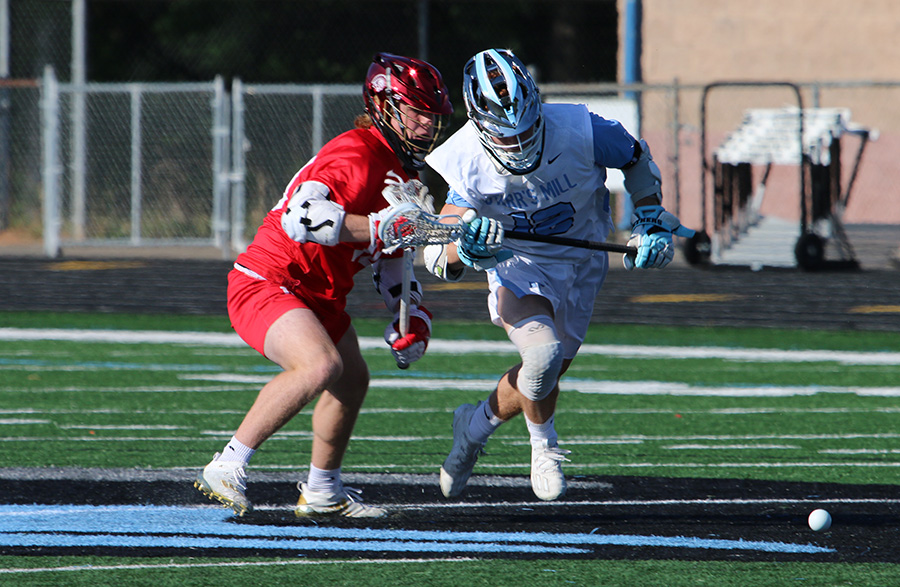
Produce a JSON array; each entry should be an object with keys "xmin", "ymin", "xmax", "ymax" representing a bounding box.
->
[
  {"xmin": 530, "ymin": 439, "xmax": 570, "ymax": 501},
  {"xmin": 294, "ymin": 482, "xmax": 387, "ymax": 518},
  {"xmin": 194, "ymin": 453, "xmax": 252, "ymax": 516},
  {"xmin": 439, "ymin": 402, "xmax": 486, "ymax": 498}
]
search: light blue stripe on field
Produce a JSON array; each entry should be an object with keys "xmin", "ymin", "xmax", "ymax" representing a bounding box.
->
[
  {"xmin": 0, "ymin": 505, "xmax": 833, "ymax": 555},
  {"xmin": 0, "ymin": 533, "xmax": 583, "ymax": 554}
]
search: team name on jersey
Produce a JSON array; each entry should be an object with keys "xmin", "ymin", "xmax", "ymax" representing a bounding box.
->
[{"xmin": 483, "ymin": 173, "xmax": 579, "ymax": 209}]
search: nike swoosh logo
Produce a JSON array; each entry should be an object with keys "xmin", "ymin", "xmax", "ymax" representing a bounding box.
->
[{"xmin": 547, "ymin": 153, "xmax": 561, "ymax": 164}]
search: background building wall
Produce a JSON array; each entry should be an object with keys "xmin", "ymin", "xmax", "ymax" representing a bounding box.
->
[
  {"xmin": 639, "ymin": 0, "xmax": 900, "ymax": 84},
  {"xmin": 621, "ymin": 0, "xmax": 900, "ymax": 226}
]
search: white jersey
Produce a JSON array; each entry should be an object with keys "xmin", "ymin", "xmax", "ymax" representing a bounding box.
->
[{"xmin": 426, "ymin": 103, "xmax": 616, "ymax": 262}]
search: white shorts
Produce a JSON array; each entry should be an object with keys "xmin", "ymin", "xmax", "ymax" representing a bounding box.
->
[{"xmin": 486, "ymin": 251, "xmax": 609, "ymax": 359}]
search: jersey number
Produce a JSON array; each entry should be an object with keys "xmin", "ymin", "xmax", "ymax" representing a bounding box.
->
[{"xmin": 508, "ymin": 202, "xmax": 576, "ymax": 236}]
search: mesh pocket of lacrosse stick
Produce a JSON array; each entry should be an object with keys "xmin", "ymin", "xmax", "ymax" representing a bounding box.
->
[
  {"xmin": 378, "ymin": 203, "xmax": 463, "ymax": 253},
  {"xmin": 382, "ymin": 180, "xmax": 435, "ymax": 213}
]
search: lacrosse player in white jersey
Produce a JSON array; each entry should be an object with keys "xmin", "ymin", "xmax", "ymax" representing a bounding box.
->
[{"xmin": 424, "ymin": 48, "xmax": 692, "ymax": 501}]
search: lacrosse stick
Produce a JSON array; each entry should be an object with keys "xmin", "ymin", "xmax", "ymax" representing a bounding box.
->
[
  {"xmin": 382, "ymin": 179, "xmax": 435, "ymax": 213},
  {"xmin": 381, "ymin": 181, "xmax": 436, "ymax": 370},
  {"xmin": 505, "ymin": 230, "xmax": 637, "ymax": 254},
  {"xmin": 378, "ymin": 207, "xmax": 636, "ymax": 254},
  {"xmin": 394, "ymin": 248, "xmax": 414, "ymax": 369}
]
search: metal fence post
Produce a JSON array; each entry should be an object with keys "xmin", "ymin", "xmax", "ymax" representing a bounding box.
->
[
  {"xmin": 312, "ymin": 84, "xmax": 323, "ymax": 152},
  {"xmin": 230, "ymin": 77, "xmax": 246, "ymax": 254},
  {"xmin": 129, "ymin": 84, "xmax": 142, "ymax": 245},
  {"xmin": 212, "ymin": 75, "xmax": 230, "ymax": 252},
  {"xmin": 70, "ymin": 0, "xmax": 87, "ymax": 241},
  {"xmin": 40, "ymin": 66, "xmax": 60, "ymax": 258}
]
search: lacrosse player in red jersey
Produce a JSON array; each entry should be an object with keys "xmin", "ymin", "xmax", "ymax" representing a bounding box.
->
[
  {"xmin": 194, "ymin": 53, "xmax": 452, "ymax": 518},
  {"xmin": 424, "ymin": 49, "xmax": 693, "ymax": 501}
]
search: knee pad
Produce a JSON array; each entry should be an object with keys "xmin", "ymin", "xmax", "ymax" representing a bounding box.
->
[{"xmin": 508, "ymin": 316, "xmax": 563, "ymax": 401}]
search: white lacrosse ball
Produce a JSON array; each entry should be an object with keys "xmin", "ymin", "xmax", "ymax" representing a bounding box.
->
[{"xmin": 808, "ymin": 508, "xmax": 832, "ymax": 531}]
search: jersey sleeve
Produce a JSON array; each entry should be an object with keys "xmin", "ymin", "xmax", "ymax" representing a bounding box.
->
[
  {"xmin": 590, "ymin": 113, "xmax": 637, "ymax": 169},
  {"xmin": 445, "ymin": 188, "xmax": 471, "ymax": 208}
]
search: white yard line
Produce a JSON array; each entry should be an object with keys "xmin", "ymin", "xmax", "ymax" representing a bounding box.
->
[
  {"xmin": 2, "ymin": 327, "xmax": 900, "ymax": 365},
  {"xmin": 181, "ymin": 374, "xmax": 900, "ymax": 397},
  {"xmin": 0, "ymin": 558, "xmax": 474, "ymax": 575},
  {"xmin": 3, "ymin": 406, "xmax": 900, "ymax": 416}
]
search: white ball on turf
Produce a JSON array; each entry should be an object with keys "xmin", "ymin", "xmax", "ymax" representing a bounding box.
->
[{"xmin": 808, "ymin": 508, "xmax": 832, "ymax": 531}]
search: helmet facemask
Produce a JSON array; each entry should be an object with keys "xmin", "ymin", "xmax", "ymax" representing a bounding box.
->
[
  {"xmin": 379, "ymin": 95, "xmax": 450, "ymax": 168},
  {"xmin": 464, "ymin": 49, "xmax": 544, "ymax": 175}
]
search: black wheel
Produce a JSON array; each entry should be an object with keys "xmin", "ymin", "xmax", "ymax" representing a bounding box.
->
[
  {"xmin": 795, "ymin": 232, "xmax": 825, "ymax": 270},
  {"xmin": 682, "ymin": 231, "xmax": 712, "ymax": 266}
]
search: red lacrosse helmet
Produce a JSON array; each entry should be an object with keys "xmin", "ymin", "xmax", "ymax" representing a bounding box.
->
[{"xmin": 364, "ymin": 53, "xmax": 453, "ymax": 172}]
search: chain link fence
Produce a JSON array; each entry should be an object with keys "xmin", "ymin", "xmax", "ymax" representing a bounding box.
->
[
  {"xmin": 37, "ymin": 69, "xmax": 230, "ymax": 256},
  {"xmin": 5, "ymin": 71, "xmax": 900, "ymax": 261},
  {"xmin": 0, "ymin": 79, "xmax": 41, "ymax": 235}
]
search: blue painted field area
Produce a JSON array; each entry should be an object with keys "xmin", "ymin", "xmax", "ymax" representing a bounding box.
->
[{"xmin": 0, "ymin": 504, "xmax": 832, "ymax": 556}]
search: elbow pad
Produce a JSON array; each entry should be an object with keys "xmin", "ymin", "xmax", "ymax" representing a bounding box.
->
[
  {"xmin": 280, "ymin": 181, "xmax": 346, "ymax": 245},
  {"xmin": 423, "ymin": 243, "xmax": 466, "ymax": 282},
  {"xmin": 372, "ymin": 256, "xmax": 423, "ymax": 312},
  {"xmin": 622, "ymin": 139, "xmax": 663, "ymax": 205}
]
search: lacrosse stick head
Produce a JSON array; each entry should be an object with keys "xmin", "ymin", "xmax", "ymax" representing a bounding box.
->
[
  {"xmin": 378, "ymin": 203, "xmax": 463, "ymax": 253},
  {"xmin": 382, "ymin": 179, "xmax": 435, "ymax": 213}
]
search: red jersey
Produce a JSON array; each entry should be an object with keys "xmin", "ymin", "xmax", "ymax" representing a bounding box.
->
[{"xmin": 235, "ymin": 125, "xmax": 412, "ymax": 313}]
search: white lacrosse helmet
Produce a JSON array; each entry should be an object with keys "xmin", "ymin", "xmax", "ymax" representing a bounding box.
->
[{"xmin": 463, "ymin": 49, "xmax": 544, "ymax": 175}]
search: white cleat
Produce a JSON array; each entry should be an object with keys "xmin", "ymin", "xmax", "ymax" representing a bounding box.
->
[
  {"xmin": 439, "ymin": 402, "xmax": 486, "ymax": 498},
  {"xmin": 530, "ymin": 439, "xmax": 570, "ymax": 501},
  {"xmin": 295, "ymin": 482, "xmax": 387, "ymax": 518},
  {"xmin": 194, "ymin": 453, "xmax": 252, "ymax": 516}
]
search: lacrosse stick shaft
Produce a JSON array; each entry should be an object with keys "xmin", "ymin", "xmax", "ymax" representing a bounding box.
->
[
  {"xmin": 505, "ymin": 230, "xmax": 637, "ymax": 255},
  {"xmin": 396, "ymin": 248, "xmax": 414, "ymax": 370}
]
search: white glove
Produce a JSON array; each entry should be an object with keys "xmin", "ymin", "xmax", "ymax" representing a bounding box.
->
[{"xmin": 624, "ymin": 205, "xmax": 695, "ymax": 270}]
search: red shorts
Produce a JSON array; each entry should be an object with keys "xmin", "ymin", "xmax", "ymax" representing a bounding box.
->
[{"xmin": 226, "ymin": 268, "xmax": 351, "ymax": 356}]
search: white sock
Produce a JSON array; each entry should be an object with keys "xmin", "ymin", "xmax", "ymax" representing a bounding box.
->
[
  {"xmin": 307, "ymin": 465, "xmax": 342, "ymax": 494},
  {"xmin": 467, "ymin": 400, "xmax": 504, "ymax": 444},
  {"xmin": 525, "ymin": 414, "xmax": 558, "ymax": 448},
  {"xmin": 218, "ymin": 436, "xmax": 255, "ymax": 464}
]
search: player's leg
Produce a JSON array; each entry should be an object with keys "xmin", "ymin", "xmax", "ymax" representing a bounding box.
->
[
  {"xmin": 492, "ymin": 289, "xmax": 560, "ymax": 422},
  {"xmin": 492, "ymin": 290, "xmax": 571, "ymax": 500},
  {"xmin": 308, "ymin": 324, "xmax": 369, "ymax": 471},
  {"xmin": 518, "ymin": 251, "xmax": 609, "ymax": 500},
  {"xmin": 440, "ymin": 259, "xmax": 565, "ymax": 499},
  {"xmin": 296, "ymin": 325, "xmax": 387, "ymax": 518},
  {"xmin": 235, "ymin": 308, "xmax": 343, "ymax": 446},
  {"xmin": 440, "ymin": 291, "xmax": 566, "ymax": 499},
  {"xmin": 196, "ymin": 272, "xmax": 342, "ymax": 516},
  {"xmin": 196, "ymin": 306, "xmax": 341, "ymax": 515}
]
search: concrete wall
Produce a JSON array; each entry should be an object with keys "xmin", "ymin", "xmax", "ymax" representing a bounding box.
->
[
  {"xmin": 618, "ymin": 0, "xmax": 900, "ymax": 226},
  {"xmin": 635, "ymin": 0, "xmax": 900, "ymax": 84}
]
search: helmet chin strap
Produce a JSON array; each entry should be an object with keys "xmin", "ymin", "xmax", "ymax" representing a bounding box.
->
[
  {"xmin": 480, "ymin": 143, "xmax": 513, "ymax": 175},
  {"xmin": 375, "ymin": 101, "xmax": 425, "ymax": 173}
]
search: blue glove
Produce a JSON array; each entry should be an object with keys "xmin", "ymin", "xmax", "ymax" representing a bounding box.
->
[
  {"xmin": 456, "ymin": 210, "xmax": 512, "ymax": 270},
  {"xmin": 624, "ymin": 205, "xmax": 695, "ymax": 270}
]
